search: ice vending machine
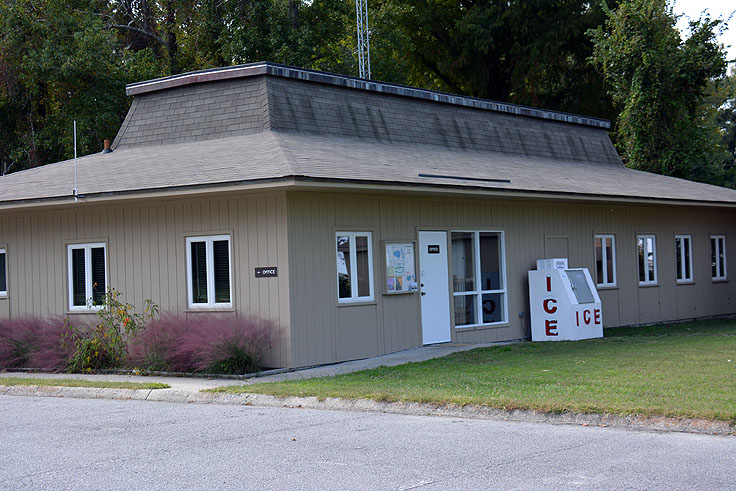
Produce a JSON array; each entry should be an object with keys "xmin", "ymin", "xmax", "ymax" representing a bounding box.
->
[{"xmin": 528, "ymin": 258, "xmax": 603, "ymax": 341}]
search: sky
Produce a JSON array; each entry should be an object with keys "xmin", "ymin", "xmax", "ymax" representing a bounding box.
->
[{"xmin": 673, "ymin": 0, "xmax": 736, "ymax": 66}]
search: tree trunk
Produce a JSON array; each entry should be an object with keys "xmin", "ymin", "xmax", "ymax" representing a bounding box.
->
[{"xmin": 164, "ymin": 0, "xmax": 178, "ymax": 74}]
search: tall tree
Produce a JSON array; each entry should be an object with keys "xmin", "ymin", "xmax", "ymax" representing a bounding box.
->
[
  {"xmin": 219, "ymin": 0, "xmax": 351, "ymax": 68},
  {"xmin": 373, "ymin": 0, "xmax": 617, "ymax": 119},
  {"xmin": 0, "ymin": 0, "xmax": 161, "ymax": 174},
  {"xmin": 589, "ymin": 0, "xmax": 728, "ymax": 180}
]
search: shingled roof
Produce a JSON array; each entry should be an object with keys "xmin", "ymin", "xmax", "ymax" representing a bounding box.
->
[{"xmin": 2, "ymin": 62, "xmax": 736, "ymax": 208}]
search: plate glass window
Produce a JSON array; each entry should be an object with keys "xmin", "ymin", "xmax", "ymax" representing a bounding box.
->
[
  {"xmin": 67, "ymin": 243, "xmax": 107, "ymax": 310},
  {"xmin": 637, "ymin": 235, "xmax": 657, "ymax": 285},
  {"xmin": 336, "ymin": 232, "xmax": 374, "ymax": 303},
  {"xmin": 594, "ymin": 234, "xmax": 616, "ymax": 287},
  {"xmin": 711, "ymin": 235, "xmax": 727, "ymax": 280},
  {"xmin": 186, "ymin": 235, "xmax": 232, "ymax": 308},
  {"xmin": 451, "ymin": 231, "xmax": 507, "ymax": 327},
  {"xmin": 0, "ymin": 248, "xmax": 6, "ymax": 296},
  {"xmin": 675, "ymin": 235, "xmax": 693, "ymax": 283}
]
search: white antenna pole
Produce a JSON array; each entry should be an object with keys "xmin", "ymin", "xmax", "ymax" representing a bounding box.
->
[
  {"xmin": 356, "ymin": 0, "xmax": 371, "ymax": 79},
  {"xmin": 73, "ymin": 120, "xmax": 78, "ymax": 203},
  {"xmin": 364, "ymin": 0, "xmax": 371, "ymax": 79}
]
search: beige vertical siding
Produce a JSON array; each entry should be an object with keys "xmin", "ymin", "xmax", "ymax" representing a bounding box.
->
[
  {"xmin": 0, "ymin": 191, "xmax": 291, "ymax": 367},
  {"xmin": 287, "ymin": 191, "xmax": 736, "ymax": 367}
]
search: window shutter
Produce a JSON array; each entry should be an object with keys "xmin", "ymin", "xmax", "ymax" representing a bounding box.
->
[
  {"xmin": 91, "ymin": 247, "xmax": 106, "ymax": 305},
  {"xmin": 213, "ymin": 240, "xmax": 230, "ymax": 303},
  {"xmin": 191, "ymin": 242, "xmax": 208, "ymax": 303},
  {"xmin": 72, "ymin": 248, "xmax": 86, "ymax": 306}
]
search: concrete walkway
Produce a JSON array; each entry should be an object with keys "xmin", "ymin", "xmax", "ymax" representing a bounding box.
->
[{"xmin": 0, "ymin": 342, "xmax": 497, "ymax": 392}]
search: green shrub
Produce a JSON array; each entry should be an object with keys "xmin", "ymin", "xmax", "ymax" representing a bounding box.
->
[{"xmin": 64, "ymin": 290, "xmax": 158, "ymax": 372}]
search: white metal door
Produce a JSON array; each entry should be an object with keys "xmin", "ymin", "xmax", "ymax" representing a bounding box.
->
[{"xmin": 419, "ymin": 231, "xmax": 451, "ymax": 344}]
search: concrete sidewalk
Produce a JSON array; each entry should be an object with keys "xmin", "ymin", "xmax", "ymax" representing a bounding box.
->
[{"xmin": 0, "ymin": 342, "xmax": 497, "ymax": 392}]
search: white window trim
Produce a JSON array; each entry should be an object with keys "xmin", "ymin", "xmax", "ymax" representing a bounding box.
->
[
  {"xmin": 186, "ymin": 235, "xmax": 233, "ymax": 309},
  {"xmin": 336, "ymin": 231, "xmax": 374, "ymax": 303},
  {"xmin": 637, "ymin": 235, "xmax": 658, "ymax": 285},
  {"xmin": 675, "ymin": 235, "xmax": 693, "ymax": 284},
  {"xmin": 452, "ymin": 230, "xmax": 508, "ymax": 328},
  {"xmin": 67, "ymin": 243, "xmax": 107, "ymax": 311},
  {"xmin": 711, "ymin": 235, "xmax": 727, "ymax": 281},
  {"xmin": 595, "ymin": 234, "xmax": 617, "ymax": 287},
  {"xmin": 0, "ymin": 248, "xmax": 7, "ymax": 297}
]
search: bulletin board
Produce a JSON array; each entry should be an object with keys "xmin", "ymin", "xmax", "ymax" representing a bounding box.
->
[{"xmin": 383, "ymin": 241, "xmax": 418, "ymax": 294}]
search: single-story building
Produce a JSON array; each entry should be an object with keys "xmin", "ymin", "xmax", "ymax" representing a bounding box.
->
[{"xmin": 1, "ymin": 62, "xmax": 735, "ymax": 368}]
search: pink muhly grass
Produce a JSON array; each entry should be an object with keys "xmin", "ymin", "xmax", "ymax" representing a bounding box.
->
[
  {"xmin": 130, "ymin": 313, "xmax": 271, "ymax": 374},
  {"xmin": 0, "ymin": 317, "xmax": 73, "ymax": 371}
]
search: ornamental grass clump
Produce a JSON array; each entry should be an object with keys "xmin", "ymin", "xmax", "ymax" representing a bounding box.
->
[
  {"xmin": 130, "ymin": 314, "xmax": 270, "ymax": 374},
  {"xmin": 0, "ymin": 317, "xmax": 72, "ymax": 371}
]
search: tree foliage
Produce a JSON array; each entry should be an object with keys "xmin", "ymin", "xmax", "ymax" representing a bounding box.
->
[
  {"xmin": 589, "ymin": 0, "xmax": 729, "ymax": 182},
  {"xmin": 376, "ymin": 0, "xmax": 618, "ymax": 119},
  {"xmin": 0, "ymin": 0, "xmax": 734, "ymax": 190},
  {"xmin": 0, "ymin": 0, "xmax": 160, "ymax": 174}
]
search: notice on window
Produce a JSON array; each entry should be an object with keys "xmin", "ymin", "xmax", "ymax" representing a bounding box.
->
[{"xmin": 385, "ymin": 242, "xmax": 417, "ymax": 293}]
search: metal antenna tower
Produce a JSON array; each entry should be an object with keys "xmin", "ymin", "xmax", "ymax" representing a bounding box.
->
[{"xmin": 356, "ymin": 0, "xmax": 371, "ymax": 79}]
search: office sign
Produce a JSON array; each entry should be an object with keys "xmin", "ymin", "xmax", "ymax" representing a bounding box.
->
[{"xmin": 255, "ymin": 267, "xmax": 278, "ymax": 278}]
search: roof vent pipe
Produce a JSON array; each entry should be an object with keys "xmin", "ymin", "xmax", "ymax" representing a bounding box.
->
[{"xmin": 102, "ymin": 140, "xmax": 113, "ymax": 154}]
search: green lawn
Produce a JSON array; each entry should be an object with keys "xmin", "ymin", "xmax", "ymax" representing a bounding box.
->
[
  {"xmin": 0, "ymin": 377, "xmax": 170, "ymax": 390},
  {"xmin": 213, "ymin": 320, "xmax": 736, "ymax": 421}
]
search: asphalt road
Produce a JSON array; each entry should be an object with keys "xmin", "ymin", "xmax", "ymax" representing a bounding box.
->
[{"xmin": 1, "ymin": 396, "xmax": 734, "ymax": 490}]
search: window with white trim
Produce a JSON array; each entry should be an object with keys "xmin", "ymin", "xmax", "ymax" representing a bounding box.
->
[
  {"xmin": 675, "ymin": 235, "xmax": 693, "ymax": 283},
  {"xmin": 637, "ymin": 235, "xmax": 657, "ymax": 285},
  {"xmin": 336, "ymin": 232, "xmax": 374, "ymax": 303},
  {"xmin": 0, "ymin": 248, "xmax": 7, "ymax": 297},
  {"xmin": 186, "ymin": 235, "xmax": 232, "ymax": 308},
  {"xmin": 451, "ymin": 231, "xmax": 507, "ymax": 327},
  {"xmin": 67, "ymin": 243, "xmax": 107, "ymax": 310},
  {"xmin": 594, "ymin": 234, "xmax": 616, "ymax": 287},
  {"xmin": 711, "ymin": 235, "xmax": 727, "ymax": 280}
]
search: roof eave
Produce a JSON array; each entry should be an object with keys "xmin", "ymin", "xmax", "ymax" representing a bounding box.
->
[{"xmin": 1, "ymin": 176, "xmax": 736, "ymax": 211}]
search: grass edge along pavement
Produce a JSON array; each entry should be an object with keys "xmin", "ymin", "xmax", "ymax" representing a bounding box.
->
[
  {"xmin": 0, "ymin": 377, "xmax": 170, "ymax": 390},
  {"xmin": 209, "ymin": 320, "xmax": 736, "ymax": 423}
]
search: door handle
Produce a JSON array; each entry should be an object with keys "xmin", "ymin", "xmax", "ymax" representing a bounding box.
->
[{"xmin": 421, "ymin": 292, "xmax": 426, "ymax": 296}]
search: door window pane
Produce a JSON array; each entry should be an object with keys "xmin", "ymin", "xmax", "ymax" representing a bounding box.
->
[{"xmin": 451, "ymin": 232, "xmax": 475, "ymax": 292}]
